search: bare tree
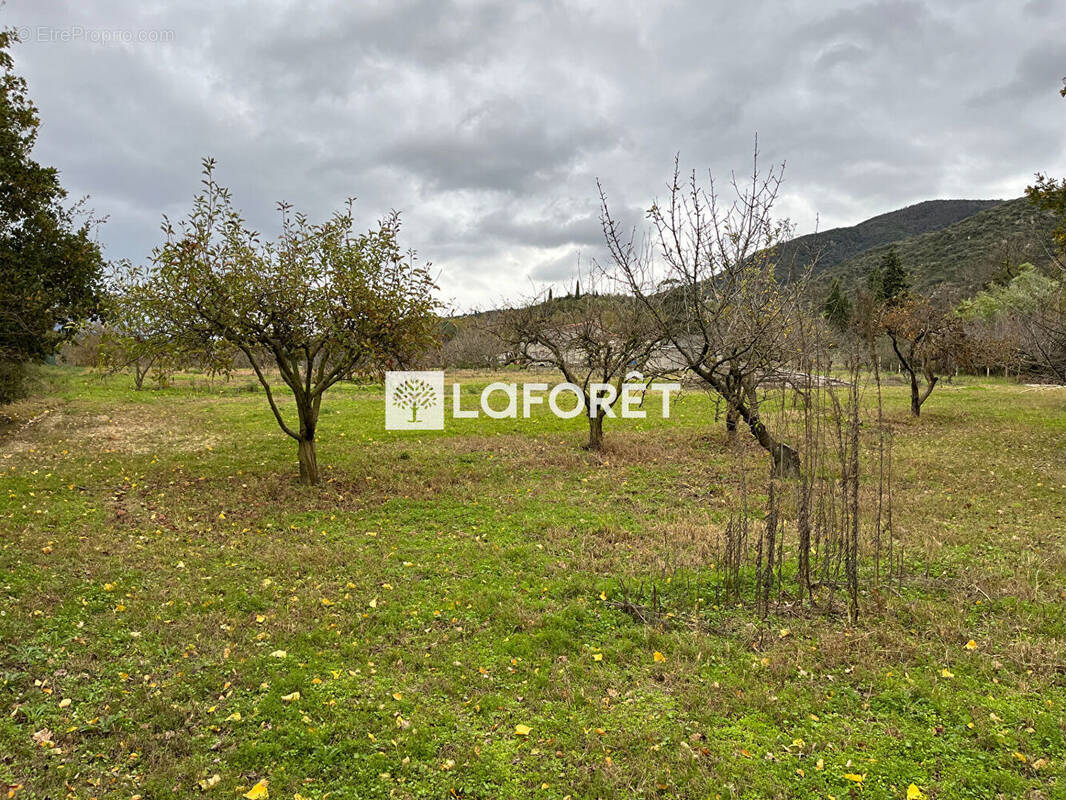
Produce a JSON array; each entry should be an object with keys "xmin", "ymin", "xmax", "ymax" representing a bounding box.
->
[
  {"xmin": 441, "ymin": 320, "xmax": 505, "ymax": 369},
  {"xmin": 598, "ymin": 148, "xmax": 810, "ymax": 475},
  {"xmin": 493, "ymin": 285, "xmax": 666, "ymax": 450}
]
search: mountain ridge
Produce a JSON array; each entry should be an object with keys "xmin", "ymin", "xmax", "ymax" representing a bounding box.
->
[
  {"xmin": 803, "ymin": 197, "xmax": 1061, "ymax": 296},
  {"xmin": 776, "ymin": 199, "xmax": 1004, "ymax": 281}
]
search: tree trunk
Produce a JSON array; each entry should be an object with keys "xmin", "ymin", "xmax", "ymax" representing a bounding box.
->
[
  {"xmin": 891, "ymin": 333, "xmax": 929, "ymax": 418},
  {"xmin": 702, "ymin": 371, "xmax": 801, "ymax": 477},
  {"xmin": 134, "ymin": 356, "xmax": 153, "ymax": 391},
  {"xmin": 297, "ymin": 437, "xmax": 318, "ymax": 485},
  {"xmin": 846, "ymin": 377, "xmax": 861, "ymax": 624},
  {"xmin": 738, "ymin": 384, "xmax": 800, "ymax": 478},
  {"xmin": 295, "ymin": 394, "xmax": 321, "ymax": 486},
  {"xmin": 725, "ymin": 402, "xmax": 739, "ymax": 440},
  {"xmin": 587, "ymin": 413, "xmax": 604, "ymax": 451}
]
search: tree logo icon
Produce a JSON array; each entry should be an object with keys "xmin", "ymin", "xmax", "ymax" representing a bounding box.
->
[
  {"xmin": 394, "ymin": 377, "xmax": 436, "ymax": 422},
  {"xmin": 385, "ymin": 371, "xmax": 444, "ymax": 430}
]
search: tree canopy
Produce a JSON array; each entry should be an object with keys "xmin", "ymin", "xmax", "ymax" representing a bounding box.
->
[
  {"xmin": 135, "ymin": 160, "xmax": 438, "ymax": 483},
  {"xmin": 0, "ymin": 28, "xmax": 105, "ymax": 402}
]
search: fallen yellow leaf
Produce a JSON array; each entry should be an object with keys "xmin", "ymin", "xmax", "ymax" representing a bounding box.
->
[
  {"xmin": 844, "ymin": 773, "xmax": 865, "ymax": 783},
  {"xmin": 965, "ymin": 640, "xmax": 978, "ymax": 650},
  {"xmin": 197, "ymin": 774, "xmax": 221, "ymax": 791},
  {"xmin": 514, "ymin": 724, "xmax": 532, "ymax": 736},
  {"xmin": 243, "ymin": 779, "xmax": 268, "ymax": 799},
  {"xmin": 281, "ymin": 691, "xmax": 300, "ymax": 702},
  {"xmin": 653, "ymin": 651, "xmax": 666, "ymax": 663},
  {"xmin": 907, "ymin": 784, "xmax": 926, "ymax": 800}
]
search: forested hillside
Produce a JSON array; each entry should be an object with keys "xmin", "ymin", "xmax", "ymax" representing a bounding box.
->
[
  {"xmin": 776, "ymin": 199, "xmax": 1002, "ymax": 280},
  {"xmin": 784, "ymin": 198, "xmax": 1060, "ymax": 296}
]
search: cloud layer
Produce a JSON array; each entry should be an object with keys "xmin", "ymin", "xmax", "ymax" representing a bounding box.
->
[{"xmin": 7, "ymin": 0, "xmax": 1066, "ymax": 308}]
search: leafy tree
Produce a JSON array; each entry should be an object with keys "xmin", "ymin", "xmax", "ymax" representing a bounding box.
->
[
  {"xmin": 140, "ymin": 160, "xmax": 438, "ymax": 484},
  {"xmin": 823, "ymin": 278, "xmax": 851, "ymax": 332},
  {"xmin": 882, "ymin": 295, "xmax": 969, "ymax": 416},
  {"xmin": 1024, "ymin": 80, "xmax": 1066, "ymax": 266},
  {"xmin": 864, "ymin": 264, "xmax": 883, "ymax": 301},
  {"xmin": 0, "ymin": 28, "xmax": 104, "ymax": 402},
  {"xmin": 960, "ymin": 263, "xmax": 1066, "ymax": 382},
  {"xmin": 99, "ymin": 267, "xmax": 234, "ymax": 390},
  {"xmin": 1026, "ymin": 174, "xmax": 1066, "ymax": 267}
]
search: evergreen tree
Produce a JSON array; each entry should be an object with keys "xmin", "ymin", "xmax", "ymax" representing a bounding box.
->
[
  {"xmin": 823, "ymin": 278, "xmax": 851, "ymax": 332},
  {"xmin": 574, "ymin": 280, "xmax": 581, "ymax": 299},
  {"xmin": 878, "ymin": 247, "xmax": 910, "ymax": 305}
]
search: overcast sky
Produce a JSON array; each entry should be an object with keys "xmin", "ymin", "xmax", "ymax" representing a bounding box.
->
[{"xmin": 5, "ymin": 0, "xmax": 1065, "ymax": 309}]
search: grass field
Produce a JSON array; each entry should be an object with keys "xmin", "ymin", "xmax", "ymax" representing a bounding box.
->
[{"xmin": 2, "ymin": 367, "xmax": 1065, "ymax": 799}]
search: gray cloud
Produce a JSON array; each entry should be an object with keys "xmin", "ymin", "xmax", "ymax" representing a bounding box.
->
[{"xmin": 5, "ymin": 0, "xmax": 1065, "ymax": 309}]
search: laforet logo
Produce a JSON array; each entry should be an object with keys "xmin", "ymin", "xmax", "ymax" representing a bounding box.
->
[
  {"xmin": 385, "ymin": 370, "xmax": 680, "ymax": 432},
  {"xmin": 385, "ymin": 371, "xmax": 445, "ymax": 430}
]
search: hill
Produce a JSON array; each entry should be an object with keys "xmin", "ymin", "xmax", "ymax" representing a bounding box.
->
[
  {"xmin": 781, "ymin": 198, "xmax": 1061, "ymax": 298},
  {"xmin": 816, "ymin": 198, "xmax": 1061, "ymax": 297},
  {"xmin": 776, "ymin": 199, "xmax": 1004, "ymax": 280}
]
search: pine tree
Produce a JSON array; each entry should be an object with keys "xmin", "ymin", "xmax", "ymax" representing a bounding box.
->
[
  {"xmin": 878, "ymin": 247, "xmax": 910, "ymax": 305},
  {"xmin": 574, "ymin": 280, "xmax": 581, "ymax": 299},
  {"xmin": 823, "ymin": 278, "xmax": 851, "ymax": 332}
]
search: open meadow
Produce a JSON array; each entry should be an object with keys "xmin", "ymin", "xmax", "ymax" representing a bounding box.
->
[{"xmin": 1, "ymin": 367, "xmax": 1065, "ymax": 799}]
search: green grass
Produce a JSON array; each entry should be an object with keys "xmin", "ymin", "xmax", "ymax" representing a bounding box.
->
[{"xmin": 1, "ymin": 367, "xmax": 1065, "ymax": 799}]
